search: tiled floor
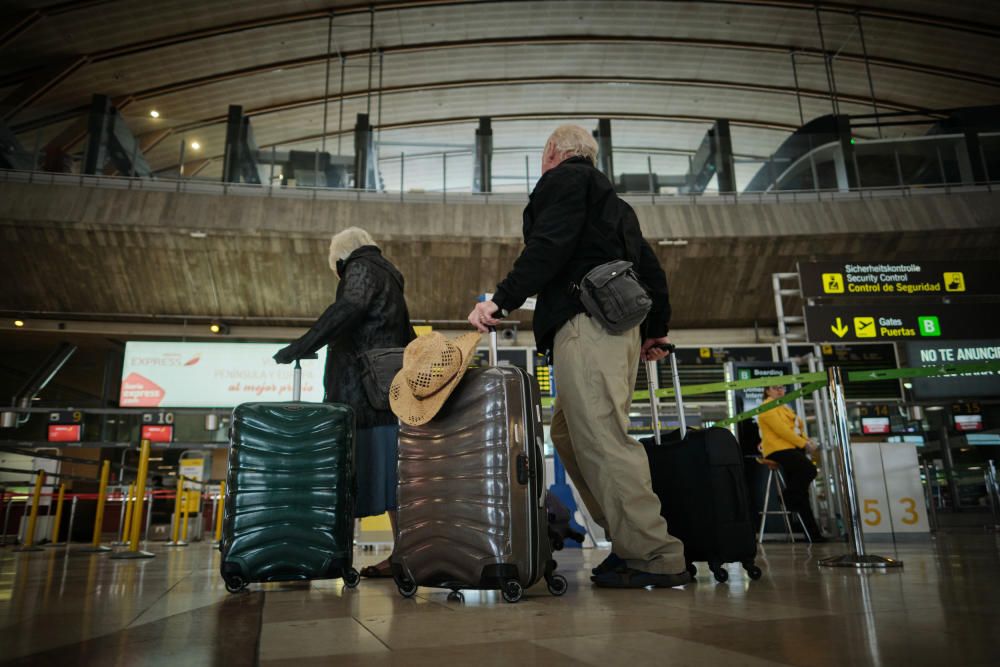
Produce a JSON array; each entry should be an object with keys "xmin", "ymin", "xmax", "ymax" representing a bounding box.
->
[{"xmin": 1, "ymin": 534, "xmax": 999, "ymax": 666}]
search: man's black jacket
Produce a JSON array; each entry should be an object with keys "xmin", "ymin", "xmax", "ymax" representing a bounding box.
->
[{"xmin": 492, "ymin": 156, "xmax": 671, "ymax": 354}]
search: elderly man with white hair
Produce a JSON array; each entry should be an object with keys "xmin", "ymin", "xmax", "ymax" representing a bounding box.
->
[{"xmin": 468, "ymin": 125, "xmax": 689, "ymax": 588}]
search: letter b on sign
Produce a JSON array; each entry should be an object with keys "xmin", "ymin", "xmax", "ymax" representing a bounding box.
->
[{"xmin": 918, "ymin": 316, "xmax": 940, "ymax": 337}]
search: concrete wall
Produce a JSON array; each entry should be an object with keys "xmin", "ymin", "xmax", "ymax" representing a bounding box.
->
[{"xmin": 3, "ymin": 181, "xmax": 998, "ymax": 240}]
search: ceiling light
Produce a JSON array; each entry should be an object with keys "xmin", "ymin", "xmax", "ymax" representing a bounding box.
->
[
  {"xmin": 210, "ymin": 322, "xmax": 229, "ymax": 335},
  {"xmin": 926, "ymin": 406, "xmax": 944, "ymax": 411},
  {"xmin": 149, "ymin": 110, "xmax": 160, "ymax": 118},
  {"xmin": 190, "ymin": 141, "xmax": 201, "ymax": 150},
  {"xmin": 658, "ymin": 239, "xmax": 689, "ymax": 246},
  {"xmin": 13, "ymin": 319, "xmax": 24, "ymax": 327},
  {"xmin": 903, "ymin": 382, "xmax": 913, "ymax": 389},
  {"xmin": 189, "ymin": 231, "xmax": 207, "ymax": 239}
]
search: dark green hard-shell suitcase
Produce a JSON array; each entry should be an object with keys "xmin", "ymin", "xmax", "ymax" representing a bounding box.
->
[{"xmin": 220, "ymin": 396, "xmax": 358, "ymax": 593}]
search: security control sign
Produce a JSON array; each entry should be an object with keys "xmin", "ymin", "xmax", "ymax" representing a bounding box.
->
[
  {"xmin": 804, "ymin": 303, "xmax": 1000, "ymax": 342},
  {"xmin": 799, "ymin": 261, "xmax": 999, "ymax": 298}
]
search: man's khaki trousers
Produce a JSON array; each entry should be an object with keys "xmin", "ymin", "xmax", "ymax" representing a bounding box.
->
[{"xmin": 550, "ymin": 313, "xmax": 685, "ymax": 575}]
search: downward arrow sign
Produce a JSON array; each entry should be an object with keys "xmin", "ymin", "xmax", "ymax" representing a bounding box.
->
[{"xmin": 831, "ymin": 317, "xmax": 849, "ymax": 338}]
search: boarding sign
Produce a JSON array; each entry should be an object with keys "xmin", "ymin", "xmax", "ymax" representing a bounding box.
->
[
  {"xmin": 804, "ymin": 303, "xmax": 1000, "ymax": 342},
  {"xmin": 798, "ymin": 261, "xmax": 999, "ymax": 298},
  {"xmin": 120, "ymin": 342, "xmax": 327, "ymax": 408}
]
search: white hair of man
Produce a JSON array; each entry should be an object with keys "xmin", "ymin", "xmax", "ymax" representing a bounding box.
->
[
  {"xmin": 328, "ymin": 227, "xmax": 376, "ymax": 272},
  {"xmin": 547, "ymin": 124, "xmax": 599, "ymax": 164}
]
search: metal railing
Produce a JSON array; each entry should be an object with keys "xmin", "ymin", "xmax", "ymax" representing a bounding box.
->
[{"xmin": 2, "ymin": 167, "xmax": 996, "ymax": 207}]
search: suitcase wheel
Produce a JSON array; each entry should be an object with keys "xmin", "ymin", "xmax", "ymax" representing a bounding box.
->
[
  {"xmin": 343, "ymin": 568, "xmax": 361, "ymax": 589},
  {"xmin": 546, "ymin": 574, "xmax": 568, "ymax": 597},
  {"xmin": 224, "ymin": 575, "xmax": 248, "ymax": 594},
  {"xmin": 447, "ymin": 590, "xmax": 465, "ymax": 602},
  {"xmin": 710, "ymin": 564, "xmax": 728, "ymax": 583},
  {"xmin": 396, "ymin": 578, "xmax": 418, "ymax": 598},
  {"xmin": 501, "ymin": 580, "xmax": 524, "ymax": 603},
  {"xmin": 686, "ymin": 563, "xmax": 698, "ymax": 578},
  {"xmin": 744, "ymin": 563, "xmax": 763, "ymax": 580}
]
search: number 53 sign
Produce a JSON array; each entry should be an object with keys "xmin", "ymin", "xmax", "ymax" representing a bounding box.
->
[{"xmin": 851, "ymin": 443, "xmax": 930, "ymax": 535}]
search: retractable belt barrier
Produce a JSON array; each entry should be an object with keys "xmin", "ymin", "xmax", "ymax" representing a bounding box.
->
[{"xmin": 539, "ymin": 360, "xmax": 1000, "ymax": 425}]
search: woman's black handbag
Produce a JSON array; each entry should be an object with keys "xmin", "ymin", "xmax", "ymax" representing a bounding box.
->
[{"xmin": 360, "ymin": 348, "xmax": 405, "ymax": 410}]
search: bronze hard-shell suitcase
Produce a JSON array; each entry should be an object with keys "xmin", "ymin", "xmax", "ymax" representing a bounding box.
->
[{"xmin": 391, "ymin": 330, "xmax": 567, "ymax": 603}]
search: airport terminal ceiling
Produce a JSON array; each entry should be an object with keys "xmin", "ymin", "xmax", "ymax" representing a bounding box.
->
[
  {"xmin": 2, "ymin": 1, "xmax": 1000, "ymax": 329},
  {"xmin": 3, "ymin": 1, "xmax": 1000, "ymax": 185}
]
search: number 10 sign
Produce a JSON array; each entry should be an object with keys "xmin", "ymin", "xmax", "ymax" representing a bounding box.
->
[{"xmin": 850, "ymin": 442, "xmax": 930, "ymax": 536}]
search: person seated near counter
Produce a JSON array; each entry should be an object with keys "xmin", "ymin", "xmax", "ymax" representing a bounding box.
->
[{"xmin": 757, "ymin": 385, "xmax": 827, "ymax": 542}]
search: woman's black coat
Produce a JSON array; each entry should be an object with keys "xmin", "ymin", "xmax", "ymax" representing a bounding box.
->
[{"xmin": 274, "ymin": 246, "xmax": 415, "ymax": 428}]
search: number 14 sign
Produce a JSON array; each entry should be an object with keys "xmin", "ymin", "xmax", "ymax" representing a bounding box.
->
[{"xmin": 850, "ymin": 442, "xmax": 930, "ymax": 536}]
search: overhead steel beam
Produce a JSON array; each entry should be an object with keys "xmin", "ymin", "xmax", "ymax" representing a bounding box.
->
[
  {"xmin": 125, "ymin": 36, "xmax": 1000, "ymax": 99},
  {"xmin": 0, "ymin": 56, "xmax": 88, "ymax": 122},
  {"xmin": 8, "ymin": 30, "xmax": 995, "ymax": 137},
  {"xmin": 150, "ymin": 110, "xmax": 802, "ymax": 176},
  {"xmin": 21, "ymin": 0, "xmax": 998, "ymax": 73},
  {"xmin": 594, "ymin": 118, "xmax": 614, "ymax": 178},
  {"xmin": 11, "ymin": 343, "xmax": 77, "ymax": 409},
  {"xmin": 353, "ymin": 113, "xmax": 377, "ymax": 190},
  {"xmin": 13, "ymin": 71, "xmax": 928, "ymax": 141},
  {"xmin": 151, "ymin": 76, "xmax": 930, "ymax": 137},
  {"xmin": 473, "ymin": 117, "xmax": 492, "ymax": 193},
  {"xmin": 0, "ymin": 10, "xmax": 42, "ymax": 50}
]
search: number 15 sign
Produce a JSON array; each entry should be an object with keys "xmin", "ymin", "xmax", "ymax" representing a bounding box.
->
[{"xmin": 850, "ymin": 442, "xmax": 930, "ymax": 536}]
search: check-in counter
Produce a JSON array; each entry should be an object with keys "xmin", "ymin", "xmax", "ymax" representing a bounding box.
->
[{"xmin": 850, "ymin": 442, "xmax": 930, "ymax": 537}]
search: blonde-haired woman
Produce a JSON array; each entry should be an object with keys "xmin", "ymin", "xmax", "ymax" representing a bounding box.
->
[
  {"xmin": 757, "ymin": 385, "xmax": 826, "ymax": 542},
  {"xmin": 275, "ymin": 227, "xmax": 415, "ymax": 575}
]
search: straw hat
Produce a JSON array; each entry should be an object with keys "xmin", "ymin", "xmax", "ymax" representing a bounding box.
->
[{"xmin": 389, "ymin": 331, "xmax": 482, "ymax": 426}]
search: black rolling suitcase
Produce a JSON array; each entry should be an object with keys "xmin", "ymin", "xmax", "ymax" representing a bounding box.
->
[
  {"xmin": 220, "ymin": 356, "xmax": 360, "ymax": 593},
  {"xmin": 391, "ymin": 329, "xmax": 567, "ymax": 603},
  {"xmin": 642, "ymin": 351, "xmax": 762, "ymax": 583}
]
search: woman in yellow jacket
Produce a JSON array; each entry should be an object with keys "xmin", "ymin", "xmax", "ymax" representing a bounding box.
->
[{"xmin": 757, "ymin": 385, "xmax": 826, "ymax": 542}]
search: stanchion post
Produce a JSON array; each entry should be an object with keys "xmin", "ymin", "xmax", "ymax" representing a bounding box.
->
[
  {"xmin": 113, "ymin": 484, "xmax": 128, "ymax": 545},
  {"xmin": 120, "ymin": 483, "xmax": 135, "ymax": 546},
  {"xmin": 78, "ymin": 460, "xmax": 112, "ymax": 552},
  {"xmin": 213, "ymin": 481, "xmax": 225, "ymax": 544},
  {"xmin": 1, "ymin": 492, "xmax": 15, "ymax": 547},
  {"xmin": 112, "ymin": 439, "xmax": 155, "ymax": 559},
  {"xmin": 144, "ymin": 490, "xmax": 153, "ymax": 542},
  {"xmin": 819, "ymin": 367, "xmax": 902, "ymax": 570},
  {"xmin": 180, "ymin": 488, "xmax": 190, "ymax": 542},
  {"xmin": 166, "ymin": 478, "xmax": 188, "ymax": 547},
  {"xmin": 46, "ymin": 483, "xmax": 66, "ymax": 547},
  {"xmin": 14, "ymin": 470, "xmax": 45, "ymax": 551},
  {"xmin": 65, "ymin": 495, "xmax": 78, "ymax": 548}
]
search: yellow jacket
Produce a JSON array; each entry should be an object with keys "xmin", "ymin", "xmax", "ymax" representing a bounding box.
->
[{"xmin": 757, "ymin": 398, "xmax": 808, "ymax": 458}]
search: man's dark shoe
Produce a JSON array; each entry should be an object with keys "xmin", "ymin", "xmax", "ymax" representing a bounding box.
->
[
  {"xmin": 591, "ymin": 552, "xmax": 625, "ymax": 576},
  {"xmin": 591, "ymin": 567, "xmax": 693, "ymax": 588}
]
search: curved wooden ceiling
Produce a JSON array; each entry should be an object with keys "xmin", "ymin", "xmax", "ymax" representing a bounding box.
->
[{"xmin": 3, "ymin": 0, "xmax": 999, "ymax": 188}]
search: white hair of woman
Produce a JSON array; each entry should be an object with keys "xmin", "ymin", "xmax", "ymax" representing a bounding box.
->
[
  {"xmin": 328, "ymin": 227, "xmax": 377, "ymax": 272},
  {"xmin": 546, "ymin": 124, "xmax": 599, "ymax": 164}
]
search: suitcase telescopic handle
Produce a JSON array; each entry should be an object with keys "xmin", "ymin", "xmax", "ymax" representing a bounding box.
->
[
  {"xmin": 668, "ymin": 349, "xmax": 686, "ymax": 439},
  {"xmin": 648, "ymin": 344, "xmax": 686, "ymax": 442},
  {"xmin": 292, "ymin": 353, "xmax": 319, "ymax": 401},
  {"xmin": 487, "ymin": 326, "xmax": 499, "ymax": 367}
]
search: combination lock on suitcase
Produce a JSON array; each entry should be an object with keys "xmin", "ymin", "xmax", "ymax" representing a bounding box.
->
[
  {"xmin": 643, "ymin": 350, "xmax": 763, "ymax": 584},
  {"xmin": 220, "ymin": 356, "xmax": 360, "ymax": 593}
]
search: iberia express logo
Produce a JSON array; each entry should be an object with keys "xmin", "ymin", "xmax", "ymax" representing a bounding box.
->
[
  {"xmin": 184, "ymin": 354, "xmax": 202, "ymax": 366},
  {"xmin": 120, "ymin": 373, "xmax": 166, "ymax": 407}
]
